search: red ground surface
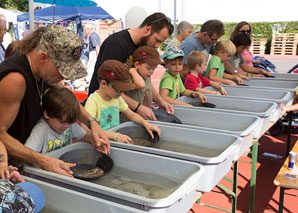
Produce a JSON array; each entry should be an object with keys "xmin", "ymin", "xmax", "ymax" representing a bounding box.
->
[{"xmin": 189, "ymin": 131, "xmax": 298, "ymax": 213}]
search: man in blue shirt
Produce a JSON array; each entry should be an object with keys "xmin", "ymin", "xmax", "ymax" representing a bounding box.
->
[{"xmin": 180, "ymin": 19, "xmax": 224, "ymax": 81}]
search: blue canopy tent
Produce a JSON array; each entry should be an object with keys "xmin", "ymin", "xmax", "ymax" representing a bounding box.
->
[{"xmin": 17, "ymin": 5, "xmax": 115, "ymax": 22}]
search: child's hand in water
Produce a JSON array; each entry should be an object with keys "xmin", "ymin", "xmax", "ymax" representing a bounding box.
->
[
  {"xmin": 212, "ymin": 91, "xmax": 221, "ymax": 95},
  {"xmin": 115, "ymin": 134, "xmax": 133, "ymax": 144},
  {"xmin": 220, "ymin": 87, "xmax": 227, "ymax": 96},
  {"xmin": 144, "ymin": 123, "xmax": 161, "ymax": 140},
  {"xmin": 227, "ymin": 80, "xmax": 237, "ymax": 86},
  {"xmin": 260, "ymin": 69, "xmax": 272, "ymax": 77},
  {"xmin": 194, "ymin": 92, "xmax": 207, "ymax": 103},
  {"xmin": 236, "ymin": 73, "xmax": 250, "ymax": 81},
  {"xmin": 234, "ymin": 76, "xmax": 243, "ymax": 85}
]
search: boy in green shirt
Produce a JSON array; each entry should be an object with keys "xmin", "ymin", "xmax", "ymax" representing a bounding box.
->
[
  {"xmin": 159, "ymin": 47, "xmax": 207, "ymax": 106},
  {"xmin": 204, "ymin": 39, "xmax": 243, "ymax": 85}
]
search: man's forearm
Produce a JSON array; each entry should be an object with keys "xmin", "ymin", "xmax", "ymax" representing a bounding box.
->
[
  {"xmin": 152, "ymin": 83, "xmax": 163, "ymax": 105},
  {"xmin": 224, "ymin": 60, "xmax": 236, "ymax": 74},
  {"xmin": 79, "ymin": 103, "xmax": 92, "ymax": 125},
  {"xmin": 0, "ymin": 131, "xmax": 45, "ymax": 167},
  {"xmin": 0, "ymin": 141, "xmax": 7, "ymax": 164},
  {"xmin": 121, "ymin": 93, "xmax": 139, "ymax": 111}
]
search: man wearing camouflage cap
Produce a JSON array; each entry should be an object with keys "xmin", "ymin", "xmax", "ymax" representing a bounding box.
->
[{"xmin": 0, "ymin": 25, "xmax": 110, "ymax": 177}]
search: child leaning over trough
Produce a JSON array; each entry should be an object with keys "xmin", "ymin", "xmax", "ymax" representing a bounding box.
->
[
  {"xmin": 159, "ymin": 46, "xmax": 207, "ymax": 107},
  {"xmin": 229, "ymin": 33, "xmax": 272, "ymax": 77},
  {"xmin": 204, "ymin": 40, "xmax": 243, "ymax": 85},
  {"xmin": 24, "ymin": 87, "xmax": 98, "ymax": 153},
  {"xmin": 184, "ymin": 50, "xmax": 227, "ymax": 96},
  {"xmin": 125, "ymin": 46, "xmax": 163, "ymax": 110},
  {"xmin": 85, "ymin": 60, "xmax": 161, "ymax": 141}
]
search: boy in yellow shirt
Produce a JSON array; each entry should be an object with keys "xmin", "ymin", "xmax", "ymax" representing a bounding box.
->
[{"xmin": 85, "ymin": 60, "xmax": 161, "ymax": 142}]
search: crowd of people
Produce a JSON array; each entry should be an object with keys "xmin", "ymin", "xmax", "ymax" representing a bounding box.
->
[{"xmin": 0, "ymin": 10, "xmax": 293, "ymax": 211}]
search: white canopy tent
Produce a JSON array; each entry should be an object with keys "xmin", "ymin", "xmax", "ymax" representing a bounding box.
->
[
  {"xmin": 0, "ymin": 7, "xmax": 23, "ymax": 47},
  {"xmin": 0, "ymin": 7, "xmax": 23, "ymax": 24},
  {"xmin": 99, "ymin": 0, "xmax": 298, "ymax": 24},
  {"xmin": 181, "ymin": 0, "xmax": 298, "ymax": 23}
]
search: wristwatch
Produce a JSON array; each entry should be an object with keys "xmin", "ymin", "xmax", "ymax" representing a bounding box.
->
[{"xmin": 87, "ymin": 117, "xmax": 98, "ymax": 129}]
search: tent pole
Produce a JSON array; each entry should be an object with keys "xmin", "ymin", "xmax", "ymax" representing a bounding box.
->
[
  {"xmin": 29, "ymin": 0, "xmax": 34, "ymax": 31},
  {"xmin": 52, "ymin": 0, "xmax": 56, "ymax": 23},
  {"xmin": 173, "ymin": 0, "xmax": 177, "ymax": 36}
]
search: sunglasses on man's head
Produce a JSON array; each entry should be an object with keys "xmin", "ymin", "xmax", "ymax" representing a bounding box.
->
[
  {"xmin": 150, "ymin": 16, "xmax": 171, "ymax": 25},
  {"xmin": 239, "ymin": 30, "xmax": 251, "ymax": 34}
]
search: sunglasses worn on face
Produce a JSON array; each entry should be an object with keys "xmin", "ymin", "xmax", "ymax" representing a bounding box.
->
[
  {"xmin": 239, "ymin": 30, "xmax": 251, "ymax": 34},
  {"xmin": 208, "ymin": 34, "xmax": 218, "ymax": 42}
]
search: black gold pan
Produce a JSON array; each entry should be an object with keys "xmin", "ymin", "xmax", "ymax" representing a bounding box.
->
[
  {"xmin": 152, "ymin": 108, "xmax": 182, "ymax": 124},
  {"xmin": 131, "ymin": 131, "xmax": 160, "ymax": 147},
  {"xmin": 59, "ymin": 149, "xmax": 113, "ymax": 180},
  {"xmin": 190, "ymin": 102, "xmax": 216, "ymax": 108}
]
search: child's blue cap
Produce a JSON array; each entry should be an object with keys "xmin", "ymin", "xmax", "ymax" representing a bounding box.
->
[
  {"xmin": 0, "ymin": 180, "xmax": 45, "ymax": 212},
  {"xmin": 17, "ymin": 182, "xmax": 45, "ymax": 212},
  {"xmin": 162, "ymin": 46, "xmax": 184, "ymax": 60}
]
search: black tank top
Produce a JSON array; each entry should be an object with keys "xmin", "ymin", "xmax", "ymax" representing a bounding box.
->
[{"xmin": 0, "ymin": 54, "xmax": 50, "ymax": 144}]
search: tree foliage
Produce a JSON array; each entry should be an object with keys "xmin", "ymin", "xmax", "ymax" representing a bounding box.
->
[{"xmin": 0, "ymin": 0, "xmax": 28, "ymax": 12}]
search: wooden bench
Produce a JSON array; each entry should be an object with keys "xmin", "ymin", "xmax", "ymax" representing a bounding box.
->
[{"xmin": 274, "ymin": 139, "xmax": 298, "ymax": 212}]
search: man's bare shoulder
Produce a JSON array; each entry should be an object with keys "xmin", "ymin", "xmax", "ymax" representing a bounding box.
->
[
  {"xmin": 0, "ymin": 72, "xmax": 26, "ymax": 86},
  {"xmin": 0, "ymin": 72, "xmax": 26, "ymax": 95}
]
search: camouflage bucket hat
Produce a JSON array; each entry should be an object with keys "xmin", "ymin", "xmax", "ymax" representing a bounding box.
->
[{"xmin": 39, "ymin": 25, "xmax": 87, "ymax": 80}]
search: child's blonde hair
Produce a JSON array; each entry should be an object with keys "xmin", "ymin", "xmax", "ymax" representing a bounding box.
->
[
  {"xmin": 215, "ymin": 39, "xmax": 236, "ymax": 56},
  {"xmin": 186, "ymin": 51, "xmax": 208, "ymax": 70}
]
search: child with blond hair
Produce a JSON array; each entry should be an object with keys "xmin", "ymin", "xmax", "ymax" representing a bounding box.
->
[
  {"xmin": 184, "ymin": 50, "xmax": 227, "ymax": 95},
  {"xmin": 159, "ymin": 47, "xmax": 207, "ymax": 107},
  {"xmin": 204, "ymin": 40, "xmax": 243, "ymax": 85}
]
